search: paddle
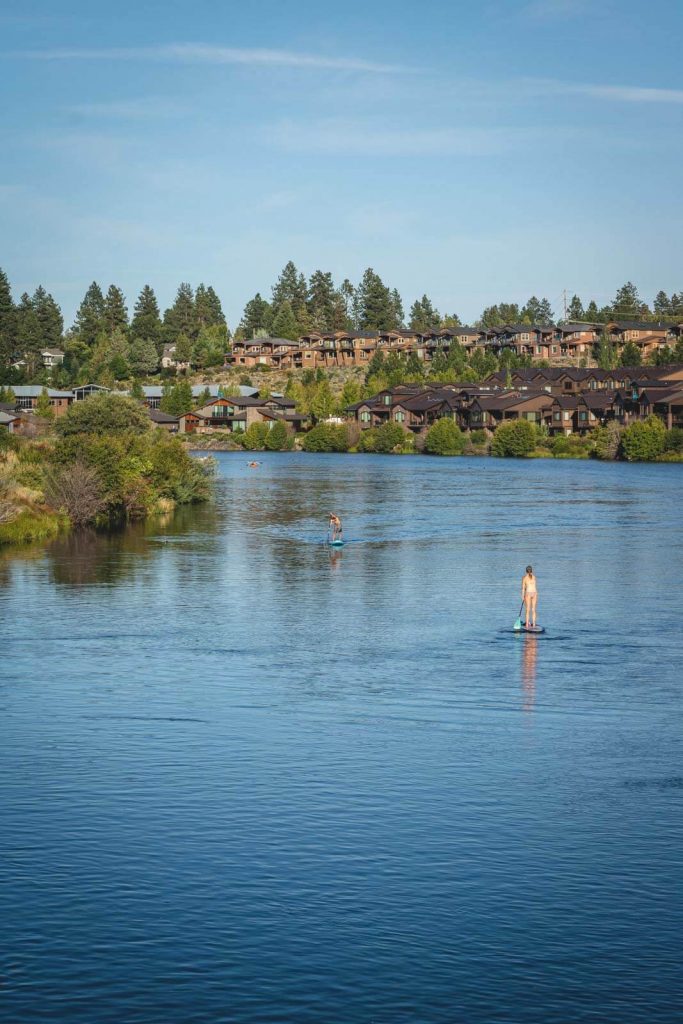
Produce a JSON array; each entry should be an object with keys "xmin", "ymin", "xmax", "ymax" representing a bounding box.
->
[{"xmin": 514, "ymin": 601, "xmax": 524, "ymax": 631}]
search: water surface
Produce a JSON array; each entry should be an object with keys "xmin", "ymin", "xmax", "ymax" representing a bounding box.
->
[{"xmin": 2, "ymin": 453, "xmax": 682, "ymax": 1023}]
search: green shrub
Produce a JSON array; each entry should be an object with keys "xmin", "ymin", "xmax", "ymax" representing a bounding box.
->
[
  {"xmin": 264, "ymin": 420, "xmax": 289, "ymax": 451},
  {"xmin": 57, "ymin": 393, "xmax": 151, "ymax": 436},
  {"xmin": 242, "ymin": 422, "xmax": 270, "ymax": 450},
  {"xmin": 302, "ymin": 423, "xmax": 349, "ymax": 452},
  {"xmin": 664, "ymin": 427, "xmax": 683, "ymax": 453},
  {"xmin": 490, "ymin": 419, "xmax": 536, "ymax": 457},
  {"xmin": 424, "ymin": 418, "xmax": 465, "ymax": 456},
  {"xmin": 357, "ymin": 422, "xmax": 407, "ymax": 453},
  {"xmin": 469, "ymin": 429, "xmax": 487, "ymax": 446},
  {"xmin": 621, "ymin": 416, "xmax": 666, "ymax": 462}
]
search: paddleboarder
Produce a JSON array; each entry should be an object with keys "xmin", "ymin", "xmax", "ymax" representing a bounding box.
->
[
  {"xmin": 328, "ymin": 513, "xmax": 343, "ymax": 544},
  {"xmin": 521, "ymin": 565, "xmax": 538, "ymax": 629}
]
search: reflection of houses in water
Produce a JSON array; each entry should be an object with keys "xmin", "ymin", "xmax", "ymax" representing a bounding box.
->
[{"xmin": 520, "ymin": 636, "xmax": 538, "ymax": 713}]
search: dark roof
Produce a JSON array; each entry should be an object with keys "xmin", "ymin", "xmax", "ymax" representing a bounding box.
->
[{"xmin": 149, "ymin": 409, "xmax": 179, "ymax": 424}]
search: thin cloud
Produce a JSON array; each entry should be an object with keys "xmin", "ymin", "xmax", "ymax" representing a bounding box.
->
[
  {"xmin": 10, "ymin": 43, "xmax": 405, "ymax": 74},
  {"xmin": 536, "ymin": 78, "xmax": 683, "ymax": 104},
  {"xmin": 268, "ymin": 119, "xmax": 546, "ymax": 156},
  {"xmin": 65, "ymin": 97, "xmax": 190, "ymax": 119}
]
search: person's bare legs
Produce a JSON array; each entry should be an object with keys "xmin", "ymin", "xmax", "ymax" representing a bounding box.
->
[
  {"xmin": 525, "ymin": 594, "xmax": 532, "ymax": 628},
  {"xmin": 531, "ymin": 594, "xmax": 537, "ymax": 627}
]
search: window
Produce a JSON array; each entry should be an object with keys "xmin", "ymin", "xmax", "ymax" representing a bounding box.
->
[
  {"xmin": 360, "ymin": 411, "xmax": 371, "ymax": 423},
  {"xmin": 384, "ymin": 396, "xmax": 391, "ymax": 406},
  {"xmin": 579, "ymin": 411, "xmax": 587, "ymax": 421},
  {"xmin": 552, "ymin": 346, "xmax": 557, "ymax": 354},
  {"xmin": 553, "ymin": 411, "xmax": 561, "ymax": 421},
  {"xmin": 395, "ymin": 411, "xmax": 405, "ymax": 422},
  {"xmin": 564, "ymin": 381, "xmax": 572, "ymax": 390},
  {"xmin": 520, "ymin": 333, "xmax": 530, "ymax": 342},
  {"xmin": 564, "ymin": 412, "xmax": 570, "ymax": 421}
]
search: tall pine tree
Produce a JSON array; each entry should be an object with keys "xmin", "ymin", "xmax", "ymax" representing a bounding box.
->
[
  {"xmin": 566, "ymin": 295, "xmax": 585, "ymax": 322},
  {"xmin": 271, "ymin": 300, "xmax": 299, "ymax": 341},
  {"xmin": 240, "ymin": 293, "xmax": 272, "ymax": 337},
  {"xmin": 74, "ymin": 281, "xmax": 105, "ymax": 347},
  {"xmin": 356, "ymin": 268, "xmax": 394, "ymax": 332},
  {"xmin": 131, "ymin": 285, "xmax": 162, "ymax": 348},
  {"xmin": 164, "ymin": 283, "xmax": 197, "ymax": 342},
  {"xmin": 16, "ymin": 293, "xmax": 42, "ymax": 375},
  {"xmin": 103, "ymin": 285, "xmax": 128, "ymax": 335},
  {"xmin": 307, "ymin": 270, "xmax": 337, "ymax": 332},
  {"xmin": 0, "ymin": 268, "xmax": 17, "ymax": 372},
  {"xmin": 32, "ymin": 286, "xmax": 63, "ymax": 348}
]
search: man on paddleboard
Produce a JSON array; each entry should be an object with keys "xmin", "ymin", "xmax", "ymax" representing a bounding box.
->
[
  {"xmin": 329, "ymin": 513, "xmax": 342, "ymax": 543},
  {"xmin": 521, "ymin": 566, "xmax": 538, "ymax": 629}
]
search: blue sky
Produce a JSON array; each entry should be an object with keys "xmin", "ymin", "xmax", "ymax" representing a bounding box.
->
[{"xmin": 1, "ymin": 0, "xmax": 682, "ymax": 328}]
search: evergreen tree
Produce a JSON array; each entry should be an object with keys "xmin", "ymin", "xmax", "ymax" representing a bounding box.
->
[
  {"xmin": 272, "ymin": 261, "xmax": 308, "ymax": 319},
  {"xmin": 74, "ymin": 281, "xmax": 105, "ymax": 348},
  {"xmin": 271, "ymin": 301, "xmax": 299, "ymax": 341},
  {"xmin": 103, "ymin": 285, "xmax": 128, "ymax": 335},
  {"xmin": 537, "ymin": 298, "xmax": 554, "ymax": 324},
  {"xmin": 339, "ymin": 279, "xmax": 356, "ymax": 328},
  {"xmin": 389, "ymin": 288, "xmax": 405, "ymax": 329},
  {"xmin": 32, "ymin": 286, "xmax": 63, "ymax": 348},
  {"xmin": 205, "ymin": 286, "xmax": 226, "ymax": 326},
  {"xmin": 356, "ymin": 268, "xmax": 394, "ymax": 331},
  {"xmin": 264, "ymin": 419, "xmax": 289, "ymax": 451},
  {"xmin": 364, "ymin": 349, "xmax": 386, "ymax": 382},
  {"xmin": 670, "ymin": 293, "xmax": 683, "ymax": 318},
  {"xmin": 585, "ymin": 300, "xmax": 601, "ymax": 322},
  {"xmin": 595, "ymin": 332, "xmax": 617, "ymax": 370},
  {"xmin": 164, "ymin": 283, "xmax": 197, "ymax": 342},
  {"xmin": 130, "ymin": 285, "xmax": 162, "ymax": 349},
  {"xmin": 307, "ymin": 270, "xmax": 337, "ymax": 332},
  {"xmin": 610, "ymin": 281, "xmax": 642, "ymax": 320},
  {"xmin": 173, "ymin": 333, "xmax": 193, "ymax": 367},
  {"xmin": 621, "ymin": 341, "xmax": 642, "ymax": 366},
  {"xmin": 0, "ymin": 268, "xmax": 17, "ymax": 372},
  {"xmin": 653, "ymin": 290, "xmax": 672, "ymax": 318},
  {"xmin": 130, "ymin": 379, "xmax": 145, "ymax": 401},
  {"xmin": 35, "ymin": 386, "xmax": 54, "ymax": 419},
  {"xmin": 409, "ymin": 295, "xmax": 440, "ymax": 332},
  {"xmin": 478, "ymin": 303, "xmax": 519, "ymax": 328},
  {"xmin": 129, "ymin": 337, "xmax": 159, "ymax": 376},
  {"xmin": 441, "ymin": 312, "xmax": 462, "ymax": 328},
  {"xmin": 566, "ymin": 295, "xmax": 585, "ymax": 321},
  {"xmin": 520, "ymin": 296, "xmax": 542, "ymax": 323},
  {"xmin": 16, "ymin": 293, "xmax": 42, "ymax": 375},
  {"xmin": 240, "ymin": 293, "xmax": 272, "ymax": 337}
]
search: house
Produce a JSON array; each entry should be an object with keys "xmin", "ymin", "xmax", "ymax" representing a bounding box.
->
[
  {"xmin": 72, "ymin": 383, "xmax": 111, "ymax": 402},
  {"xmin": 41, "ymin": 349, "xmax": 65, "ymax": 368},
  {"xmin": 604, "ymin": 321, "xmax": 671, "ymax": 360},
  {"xmin": 468, "ymin": 391, "xmax": 553, "ymax": 430},
  {"xmin": 11, "ymin": 386, "xmax": 73, "ymax": 416},
  {"xmin": 0, "ymin": 409, "xmax": 19, "ymax": 433},
  {"xmin": 161, "ymin": 344, "xmax": 190, "ymax": 372},
  {"xmin": 178, "ymin": 394, "xmax": 302, "ymax": 434},
  {"xmin": 553, "ymin": 323, "xmax": 600, "ymax": 359},
  {"xmin": 148, "ymin": 409, "xmax": 179, "ymax": 432}
]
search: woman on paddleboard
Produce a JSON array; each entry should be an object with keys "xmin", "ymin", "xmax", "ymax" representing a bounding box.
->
[{"xmin": 521, "ymin": 566, "xmax": 538, "ymax": 629}]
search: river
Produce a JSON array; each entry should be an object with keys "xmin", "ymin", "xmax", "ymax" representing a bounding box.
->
[{"xmin": 2, "ymin": 452, "xmax": 682, "ymax": 1023}]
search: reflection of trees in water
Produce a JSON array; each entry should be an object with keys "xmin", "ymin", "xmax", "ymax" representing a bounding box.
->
[{"xmin": 43, "ymin": 501, "xmax": 222, "ymax": 588}]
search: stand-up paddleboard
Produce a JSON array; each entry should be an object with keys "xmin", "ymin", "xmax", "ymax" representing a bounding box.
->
[
  {"xmin": 328, "ymin": 539, "xmax": 345, "ymax": 548},
  {"xmin": 513, "ymin": 623, "xmax": 545, "ymax": 634}
]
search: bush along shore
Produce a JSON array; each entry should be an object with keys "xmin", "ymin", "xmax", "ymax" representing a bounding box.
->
[
  {"xmin": 0, "ymin": 394, "xmax": 215, "ymax": 547},
  {"xmin": 197, "ymin": 414, "xmax": 682, "ymax": 461}
]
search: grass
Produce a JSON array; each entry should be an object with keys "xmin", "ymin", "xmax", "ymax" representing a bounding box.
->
[{"xmin": 0, "ymin": 508, "xmax": 65, "ymax": 546}]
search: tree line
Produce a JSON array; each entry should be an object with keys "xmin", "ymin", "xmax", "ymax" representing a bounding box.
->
[
  {"xmin": 0, "ymin": 270, "xmax": 227, "ymax": 385},
  {"xmin": 2, "ymin": 264, "xmax": 683, "ymax": 386}
]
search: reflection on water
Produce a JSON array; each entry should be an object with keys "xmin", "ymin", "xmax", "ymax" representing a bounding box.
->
[
  {"xmin": 520, "ymin": 635, "xmax": 538, "ymax": 713},
  {"xmin": 1, "ymin": 452, "xmax": 682, "ymax": 1024}
]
